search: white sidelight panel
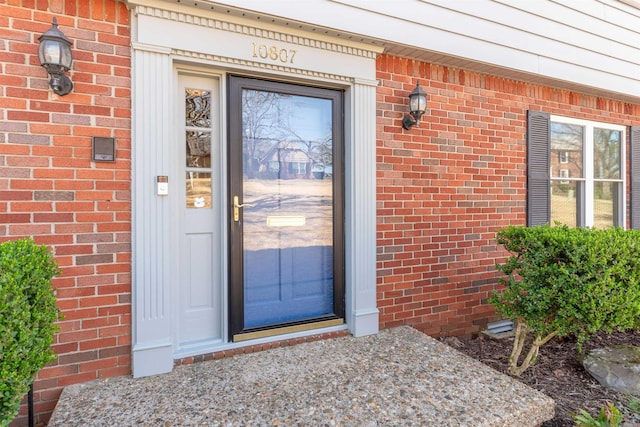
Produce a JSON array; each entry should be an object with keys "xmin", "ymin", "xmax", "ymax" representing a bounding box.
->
[{"xmin": 177, "ymin": 73, "xmax": 224, "ymax": 351}]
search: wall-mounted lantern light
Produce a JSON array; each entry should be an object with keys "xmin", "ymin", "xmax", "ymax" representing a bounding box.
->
[
  {"xmin": 38, "ymin": 17, "xmax": 73, "ymax": 96},
  {"xmin": 402, "ymin": 81, "xmax": 427, "ymax": 130}
]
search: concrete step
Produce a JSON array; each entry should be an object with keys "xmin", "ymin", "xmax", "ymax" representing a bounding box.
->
[{"xmin": 48, "ymin": 326, "xmax": 554, "ymax": 426}]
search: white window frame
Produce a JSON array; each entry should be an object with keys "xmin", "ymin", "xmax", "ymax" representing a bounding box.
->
[{"xmin": 550, "ymin": 115, "xmax": 626, "ymax": 228}]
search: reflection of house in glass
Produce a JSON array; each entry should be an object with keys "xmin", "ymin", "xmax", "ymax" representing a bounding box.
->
[
  {"xmin": 550, "ymin": 122, "xmax": 583, "ymax": 186},
  {"xmin": 259, "ymin": 140, "xmax": 329, "ymax": 179}
]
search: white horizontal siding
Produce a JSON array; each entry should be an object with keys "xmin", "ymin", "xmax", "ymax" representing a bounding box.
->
[{"xmin": 199, "ymin": 0, "xmax": 640, "ymax": 101}]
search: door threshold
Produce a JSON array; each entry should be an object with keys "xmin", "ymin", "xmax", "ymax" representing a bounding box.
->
[
  {"xmin": 175, "ymin": 337, "xmax": 225, "ymax": 357},
  {"xmin": 233, "ymin": 318, "xmax": 344, "ymax": 342}
]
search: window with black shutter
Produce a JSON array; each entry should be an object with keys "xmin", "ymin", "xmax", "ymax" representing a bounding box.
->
[{"xmin": 527, "ymin": 111, "xmax": 627, "ymax": 229}]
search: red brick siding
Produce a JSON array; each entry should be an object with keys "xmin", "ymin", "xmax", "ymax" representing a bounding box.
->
[
  {"xmin": 376, "ymin": 54, "xmax": 640, "ymax": 337},
  {"xmin": 1, "ymin": 1, "xmax": 131, "ymax": 426}
]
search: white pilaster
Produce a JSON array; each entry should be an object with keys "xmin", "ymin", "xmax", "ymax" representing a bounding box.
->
[
  {"xmin": 131, "ymin": 42, "xmax": 175, "ymax": 377},
  {"xmin": 346, "ymin": 78, "xmax": 379, "ymax": 337}
]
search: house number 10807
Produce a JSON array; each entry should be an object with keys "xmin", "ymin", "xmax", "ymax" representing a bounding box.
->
[{"xmin": 252, "ymin": 43, "xmax": 297, "ymax": 64}]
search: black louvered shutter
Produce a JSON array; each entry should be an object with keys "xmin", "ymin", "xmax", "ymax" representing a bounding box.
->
[
  {"xmin": 631, "ymin": 126, "xmax": 640, "ymax": 229},
  {"xmin": 527, "ymin": 110, "xmax": 550, "ymax": 226}
]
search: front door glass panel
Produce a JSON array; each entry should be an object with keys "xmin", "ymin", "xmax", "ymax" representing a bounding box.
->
[
  {"xmin": 242, "ymin": 90, "xmax": 334, "ymax": 328},
  {"xmin": 229, "ymin": 77, "xmax": 344, "ymax": 337}
]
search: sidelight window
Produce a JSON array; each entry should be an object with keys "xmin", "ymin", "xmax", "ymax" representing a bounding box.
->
[{"xmin": 185, "ymin": 88, "xmax": 213, "ymax": 208}]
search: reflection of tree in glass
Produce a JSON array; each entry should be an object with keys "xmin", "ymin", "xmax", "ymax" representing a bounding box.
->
[
  {"xmin": 594, "ymin": 129, "xmax": 621, "ymax": 203},
  {"xmin": 315, "ymin": 134, "xmax": 333, "ymax": 172},
  {"xmin": 242, "ymin": 90, "xmax": 332, "ymax": 179},
  {"xmin": 243, "ymin": 90, "xmax": 289, "ymax": 179},
  {"xmin": 594, "ymin": 129, "xmax": 620, "ymax": 179}
]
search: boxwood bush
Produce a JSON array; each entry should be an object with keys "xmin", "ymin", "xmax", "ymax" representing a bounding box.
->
[
  {"xmin": 490, "ymin": 225, "xmax": 640, "ymax": 375},
  {"xmin": 0, "ymin": 239, "xmax": 60, "ymax": 426}
]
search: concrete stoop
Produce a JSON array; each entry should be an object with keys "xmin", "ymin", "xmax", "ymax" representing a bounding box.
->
[{"xmin": 48, "ymin": 326, "xmax": 554, "ymax": 426}]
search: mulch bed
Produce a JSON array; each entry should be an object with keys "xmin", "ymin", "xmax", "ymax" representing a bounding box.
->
[{"xmin": 442, "ymin": 330, "xmax": 640, "ymax": 426}]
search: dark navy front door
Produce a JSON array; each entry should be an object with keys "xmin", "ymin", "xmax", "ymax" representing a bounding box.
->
[{"xmin": 228, "ymin": 76, "xmax": 344, "ymax": 340}]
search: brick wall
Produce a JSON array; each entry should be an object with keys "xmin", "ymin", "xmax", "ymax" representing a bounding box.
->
[
  {"xmin": 0, "ymin": 1, "xmax": 131, "ymax": 425},
  {"xmin": 376, "ymin": 54, "xmax": 640, "ymax": 337}
]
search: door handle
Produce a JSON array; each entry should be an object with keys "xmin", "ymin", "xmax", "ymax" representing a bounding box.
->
[{"xmin": 233, "ymin": 196, "xmax": 254, "ymax": 222}]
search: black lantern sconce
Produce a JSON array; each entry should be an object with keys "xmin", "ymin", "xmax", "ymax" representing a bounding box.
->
[
  {"xmin": 38, "ymin": 18, "xmax": 73, "ymax": 96},
  {"xmin": 402, "ymin": 81, "xmax": 427, "ymax": 130}
]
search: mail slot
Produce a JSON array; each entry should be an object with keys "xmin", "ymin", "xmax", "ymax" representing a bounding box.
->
[{"xmin": 266, "ymin": 216, "xmax": 306, "ymax": 227}]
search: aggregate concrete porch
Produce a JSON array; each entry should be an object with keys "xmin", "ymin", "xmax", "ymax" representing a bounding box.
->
[{"xmin": 48, "ymin": 326, "xmax": 554, "ymax": 426}]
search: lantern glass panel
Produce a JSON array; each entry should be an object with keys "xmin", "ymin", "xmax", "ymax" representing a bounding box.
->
[
  {"xmin": 409, "ymin": 94, "xmax": 426, "ymax": 114},
  {"xmin": 39, "ymin": 39, "xmax": 72, "ymax": 69}
]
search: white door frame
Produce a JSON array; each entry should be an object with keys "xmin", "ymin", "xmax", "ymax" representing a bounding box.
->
[{"xmin": 129, "ymin": 1, "xmax": 380, "ymax": 378}]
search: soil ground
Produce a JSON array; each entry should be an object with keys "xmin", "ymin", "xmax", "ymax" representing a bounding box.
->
[{"xmin": 444, "ymin": 330, "xmax": 640, "ymax": 426}]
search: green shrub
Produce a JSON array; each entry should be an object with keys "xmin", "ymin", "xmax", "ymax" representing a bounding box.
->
[
  {"xmin": 490, "ymin": 225, "xmax": 640, "ymax": 375},
  {"xmin": 0, "ymin": 239, "xmax": 61, "ymax": 426}
]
